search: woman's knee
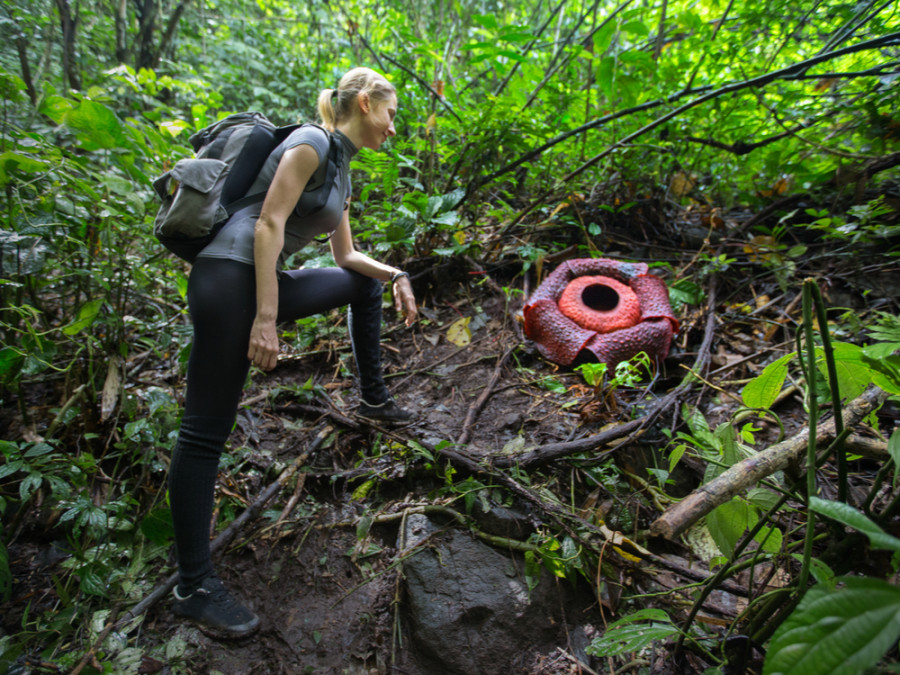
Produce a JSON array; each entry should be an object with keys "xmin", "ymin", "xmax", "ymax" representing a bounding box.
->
[{"xmin": 347, "ymin": 269, "xmax": 383, "ymax": 302}]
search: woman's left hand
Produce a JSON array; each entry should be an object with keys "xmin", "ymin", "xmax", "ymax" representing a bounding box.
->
[{"xmin": 393, "ymin": 276, "xmax": 418, "ymax": 327}]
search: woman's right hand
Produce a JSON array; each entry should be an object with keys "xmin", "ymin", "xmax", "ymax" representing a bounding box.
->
[{"xmin": 248, "ymin": 316, "xmax": 279, "ymax": 371}]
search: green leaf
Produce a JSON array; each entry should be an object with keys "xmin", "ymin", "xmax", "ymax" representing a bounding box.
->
[
  {"xmin": 62, "ymin": 298, "xmax": 104, "ymax": 336},
  {"xmin": 23, "ymin": 443, "xmax": 54, "ymax": 458},
  {"xmin": 621, "ymin": 20, "xmax": 649, "ymax": 36},
  {"xmin": 0, "ymin": 460, "xmax": 24, "ymax": 480},
  {"xmin": 808, "ymin": 497, "xmax": 900, "ymax": 552},
  {"xmin": 63, "ymin": 100, "xmax": 124, "ymax": 150},
  {"xmin": 754, "ymin": 523, "xmax": 783, "ymax": 554},
  {"xmin": 472, "ymin": 14, "xmax": 498, "ymax": 30},
  {"xmin": 764, "ymin": 577, "xmax": 900, "ymax": 675},
  {"xmin": 39, "ymin": 94, "xmax": 75, "ymax": 124},
  {"xmin": 707, "ymin": 498, "xmax": 752, "ymax": 556},
  {"xmin": 742, "ymin": 354, "xmax": 792, "ymax": 409},
  {"xmin": 586, "ymin": 608, "xmax": 680, "ymax": 657},
  {"xmin": 20, "ymin": 473, "xmax": 43, "ymax": 500},
  {"xmin": 140, "ymin": 508, "xmax": 174, "ymax": 545},
  {"xmin": 0, "ymin": 346, "xmax": 23, "ymax": 380},
  {"xmin": 889, "ymin": 429, "xmax": 900, "ymax": 486},
  {"xmin": 820, "ymin": 343, "xmax": 871, "ymax": 401},
  {"xmin": 861, "ymin": 343, "xmax": 900, "ymax": 395},
  {"xmin": 0, "ymin": 152, "xmax": 49, "ymax": 187},
  {"xmin": 667, "ymin": 279, "xmax": 704, "ymax": 306}
]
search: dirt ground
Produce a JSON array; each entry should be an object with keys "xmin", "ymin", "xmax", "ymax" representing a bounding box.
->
[
  {"xmin": 3, "ymin": 195, "xmax": 899, "ymax": 674},
  {"xmin": 123, "ymin": 290, "xmax": 608, "ymax": 674}
]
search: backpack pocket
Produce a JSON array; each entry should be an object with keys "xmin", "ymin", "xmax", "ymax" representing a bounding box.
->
[{"xmin": 153, "ymin": 158, "xmax": 230, "ymax": 240}]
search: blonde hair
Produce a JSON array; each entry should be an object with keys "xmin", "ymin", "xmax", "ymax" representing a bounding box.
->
[{"xmin": 317, "ymin": 67, "xmax": 396, "ymax": 132}]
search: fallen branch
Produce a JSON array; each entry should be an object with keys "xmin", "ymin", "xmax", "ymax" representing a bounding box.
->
[
  {"xmin": 114, "ymin": 425, "xmax": 330, "ymax": 629},
  {"xmin": 494, "ymin": 277, "xmax": 719, "ymax": 469},
  {"xmin": 456, "ymin": 347, "xmax": 514, "ymax": 446},
  {"xmin": 650, "ymin": 385, "xmax": 888, "ymax": 540}
]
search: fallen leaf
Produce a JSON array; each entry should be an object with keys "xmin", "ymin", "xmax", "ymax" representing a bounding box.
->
[{"xmin": 446, "ymin": 316, "xmax": 472, "ymax": 347}]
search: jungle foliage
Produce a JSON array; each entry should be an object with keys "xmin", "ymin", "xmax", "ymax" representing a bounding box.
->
[{"xmin": 0, "ymin": 0, "xmax": 899, "ymax": 672}]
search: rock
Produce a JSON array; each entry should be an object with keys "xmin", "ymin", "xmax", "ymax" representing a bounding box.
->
[
  {"xmin": 400, "ymin": 514, "xmax": 564, "ymax": 674},
  {"xmin": 470, "ymin": 502, "xmax": 533, "ymax": 540}
]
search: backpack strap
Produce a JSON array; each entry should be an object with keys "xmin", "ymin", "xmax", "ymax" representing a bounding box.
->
[{"xmin": 224, "ymin": 123, "xmax": 341, "ymax": 218}]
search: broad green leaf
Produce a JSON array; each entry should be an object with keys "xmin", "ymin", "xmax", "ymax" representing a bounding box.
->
[
  {"xmin": 62, "ymin": 298, "xmax": 104, "ymax": 336},
  {"xmin": 667, "ymin": 279, "xmax": 704, "ymax": 306},
  {"xmin": 0, "ymin": 152, "xmax": 48, "ymax": 187},
  {"xmin": 764, "ymin": 577, "xmax": 900, "ymax": 675},
  {"xmin": 742, "ymin": 354, "xmax": 792, "ymax": 409},
  {"xmin": 754, "ymin": 523, "xmax": 783, "ymax": 554},
  {"xmin": 472, "ymin": 14, "xmax": 498, "ymax": 29},
  {"xmin": 809, "ymin": 497, "xmax": 900, "ymax": 552},
  {"xmin": 707, "ymin": 498, "xmax": 752, "ymax": 556},
  {"xmin": 861, "ymin": 343, "xmax": 900, "ymax": 395},
  {"xmin": 141, "ymin": 506, "xmax": 175, "ymax": 544},
  {"xmin": 597, "ymin": 57, "xmax": 616, "ymax": 97},
  {"xmin": 0, "ymin": 346, "xmax": 23, "ymax": 379},
  {"xmin": 63, "ymin": 100, "xmax": 124, "ymax": 149},
  {"xmin": 23, "ymin": 442, "xmax": 54, "ymax": 458},
  {"xmin": 820, "ymin": 342, "xmax": 871, "ymax": 401},
  {"xmin": 0, "ymin": 460, "xmax": 24, "ymax": 480},
  {"xmin": 586, "ymin": 608, "xmax": 680, "ymax": 657},
  {"xmin": 39, "ymin": 94, "xmax": 75, "ymax": 124},
  {"xmin": 622, "ymin": 20, "xmax": 649, "ymax": 37},
  {"xmin": 20, "ymin": 472, "xmax": 43, "ymax": 500}
]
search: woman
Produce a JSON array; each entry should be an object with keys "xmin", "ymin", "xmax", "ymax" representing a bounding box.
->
[{"xmin": 168, "ymin": 67, "xmax": 417, "ymax": 638}]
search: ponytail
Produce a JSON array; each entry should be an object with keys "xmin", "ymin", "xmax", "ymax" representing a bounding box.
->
[{"xmin": 317, "ymin": 88, "xmax": 338, "ymax": 132}]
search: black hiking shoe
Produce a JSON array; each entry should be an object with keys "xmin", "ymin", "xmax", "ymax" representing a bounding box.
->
[
  {"xmin": 357, "ymin": 398, "xmax": 415, "ymax": 425},
  {"xmin": 172, "ymin": 576, "xmax": 260, "ymax": 639}
]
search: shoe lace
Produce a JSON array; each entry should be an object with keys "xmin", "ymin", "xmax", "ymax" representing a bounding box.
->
[{"xmin": 197, "ymin": 577, "xmax": 242, "ymax": 610}]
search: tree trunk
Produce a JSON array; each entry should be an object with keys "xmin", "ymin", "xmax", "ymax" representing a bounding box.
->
[
  {"xmin": 135, "ymin": 0, "xmax": 158, "ymax": 71},
  {"xmin": 54, "ymin": 0, "xmax": 81, "ymax": 90},
  {"xmin": 15, "ymin": 34, "xmax": 37, "ymax": 105},
  {"xmin": 157, "ymin": 0, "xmax": 192, "ymax": 67},
  {"xmin": 115, "ymin": 0, "xmax": 128, "ymax": 64}
]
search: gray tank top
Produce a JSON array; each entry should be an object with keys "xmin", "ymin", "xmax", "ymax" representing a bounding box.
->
[{"xmin": 197, "ymin": 126, "xmax": 358, "ymax": 269}]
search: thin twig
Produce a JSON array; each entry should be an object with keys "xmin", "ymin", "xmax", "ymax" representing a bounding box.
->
[{"xmin": 456, "ymin": 347, "xmax": 514, "ymax": 446}]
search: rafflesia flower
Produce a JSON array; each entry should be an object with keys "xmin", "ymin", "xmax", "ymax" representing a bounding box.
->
[{"xmin": 523, "ymin": 258, "xmax": 679, "ymax": 367}]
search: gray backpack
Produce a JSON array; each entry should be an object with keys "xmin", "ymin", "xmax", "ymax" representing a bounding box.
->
[{"xmin": 152, "ymin": 112, "xmax": 339, "ymax": 262}]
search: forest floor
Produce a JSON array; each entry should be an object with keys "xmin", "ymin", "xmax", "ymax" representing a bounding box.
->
[{"xmin": 3, "ymin": 184, "xmax": 900, "ymax": 674}]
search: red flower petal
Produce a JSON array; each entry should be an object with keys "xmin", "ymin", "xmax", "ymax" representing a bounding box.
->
[{"xmin": 523, "ymin": 258, "xmax": 677, "ymax": 367}]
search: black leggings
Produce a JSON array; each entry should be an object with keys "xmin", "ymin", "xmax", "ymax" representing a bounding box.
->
[{"xmin": 168, "ymin": 257, "xmax": 388, "ymax": 589}]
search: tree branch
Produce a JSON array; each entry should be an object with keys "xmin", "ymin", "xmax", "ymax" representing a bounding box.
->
[
  {"xmin": 156, "ymin": 0, "xmax": 192, "ymax": 68},
  {"xmin": 379, "ymin": 52, "xmax": 462, "ymax": 122},
  {"xmin": 504, "ymin": 31, "xmax": 900, "ymax": 230},
  {"xmin": 649, "ymin": 385, "xmax": 888, "ymax": 540}
]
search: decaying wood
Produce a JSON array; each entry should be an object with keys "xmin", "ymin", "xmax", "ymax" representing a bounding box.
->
[
  {"xmin": 844, "ymin": 432, "xmax": 889, "ymax": 459},
  {"xmin": 650, "ymin": 385, "xmax": 889, "ymax": 540}
]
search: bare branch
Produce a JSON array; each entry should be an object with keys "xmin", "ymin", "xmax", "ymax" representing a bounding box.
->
[{"xmin": 504, "ymin": 31, "xmax": 900, "ymax": 230}]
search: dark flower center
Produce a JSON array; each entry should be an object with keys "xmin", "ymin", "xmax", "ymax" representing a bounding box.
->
[{"xmin": 582, "ymin": 283, "xmax": 620, "ymax": 312}]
